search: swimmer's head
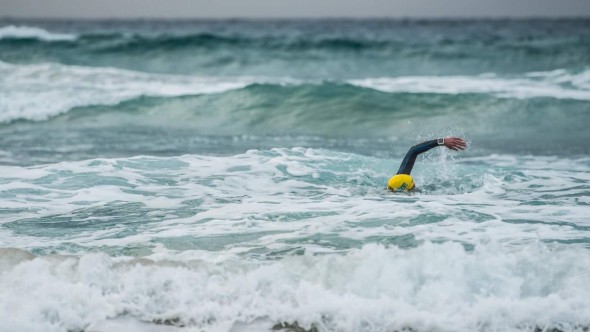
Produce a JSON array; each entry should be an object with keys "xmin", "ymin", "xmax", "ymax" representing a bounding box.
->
[{"xmin": 387, "ymin": 174, "xmax": 415, "ymax": 191}]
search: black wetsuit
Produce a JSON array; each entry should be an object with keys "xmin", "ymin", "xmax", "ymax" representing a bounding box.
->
[{"xmin": 397, "ymin": 139, "xmax": 441, "ymax": 175}]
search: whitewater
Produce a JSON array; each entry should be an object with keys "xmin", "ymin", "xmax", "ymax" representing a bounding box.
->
[{"xmin": 1, "ymin": 19, "xmax": 590, "ymax": 332}]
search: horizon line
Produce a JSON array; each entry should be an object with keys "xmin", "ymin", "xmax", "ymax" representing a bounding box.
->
[{"xmin": 2, "ymin": 15, "xmax": 590, "ymax": 22}]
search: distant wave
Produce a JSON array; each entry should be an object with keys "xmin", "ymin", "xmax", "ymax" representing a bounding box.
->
[
  {"xmin": 0, "ymin": 29, "xmax": 388, "ymax": 51},
  {"xmin": 349, "ymin": 70, "xmax": 590, "ymax": 100},
  {"xmin": 1, "ymin": 61, "xmax": 589, "ymax": 123},
  {"xmin": 2, "ymin": 28, "xmax": 587, "ymax": 57},
  {"xmin": 86, "ymin": 33, "xmax": 386, "ymax": 53},
  {"xmin": 2, "ymin": 28, "xmax": 586, "ymax": 54},
  {"xmin": 0, "ymin": 61, "xmax": 284, "ymax": 123},
  {"xmin": 0, "ymin": 25, "xmax": 77, "ymax": 41}
]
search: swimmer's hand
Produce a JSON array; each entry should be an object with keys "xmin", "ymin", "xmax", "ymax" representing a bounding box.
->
[{"xmin": 443, "ymin": 137, "xmax": 467, "ymax": 151}]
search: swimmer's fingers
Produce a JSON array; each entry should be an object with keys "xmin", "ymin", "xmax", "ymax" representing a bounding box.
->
[{"xmin": 443, "ymin": 137, "xmax": 467, "ymax": 151}]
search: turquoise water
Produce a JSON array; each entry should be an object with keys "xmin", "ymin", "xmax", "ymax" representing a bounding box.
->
[{"xmin": 1, "ymin": 19, "xmax": 590, "ymax": 332}]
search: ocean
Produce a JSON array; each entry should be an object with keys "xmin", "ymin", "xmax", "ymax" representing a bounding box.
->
[{"xmin": 0, "ymin": 18, "xmax": 589, "ymax": 332}]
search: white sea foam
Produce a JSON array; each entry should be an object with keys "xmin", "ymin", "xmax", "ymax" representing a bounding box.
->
[
  {"xmin": 0, "ymin": 150, "xmax": 588, "ymax": 253},
  {"xmin": 0, "ymin": 61, "xmax": 271, "ymax": 123},
  {"xmin": 349, "ymin": 69, "xmax": 590, "ymax": 100},
  {"xmin": 0, "ymin": 25, "xmax": 77, "ymax": 41},
  {"xmin": 1, "ymin": 242, "xmax": 589, "ymax": 332}
]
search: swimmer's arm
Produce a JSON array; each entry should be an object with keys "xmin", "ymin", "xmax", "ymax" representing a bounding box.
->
[
  {"xmin": 396, "ymin": 139, "xmax": 439, "ymax": 175},
  {"xmin": 396, "ymin": 137, "xmax": 466, "ymax": 175}
]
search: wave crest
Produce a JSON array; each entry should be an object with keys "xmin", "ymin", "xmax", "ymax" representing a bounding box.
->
[
  {"xmin": 1, "ymin": 61, "xmax": 589, "ymax": 124},
  {"xmin": 349, "ymin": 70, "xmax": 590, "ymax": 100},
  {"xmin": 0, "ymin": 61, "xmax": 273, "ymax": 123},
  {"xmin": 0, "ymin": 25, "xmax": 77, "ymax": 41}
]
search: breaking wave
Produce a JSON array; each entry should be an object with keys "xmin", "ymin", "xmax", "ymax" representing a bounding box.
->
[{"xmin": 1, "ymin": 61, "xmax": 589, "ymax": 123}]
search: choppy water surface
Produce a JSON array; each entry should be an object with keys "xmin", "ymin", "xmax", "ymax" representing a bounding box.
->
[{"xmin": 1, "ymin": 19, "xmax": 590, "ymax": 332}]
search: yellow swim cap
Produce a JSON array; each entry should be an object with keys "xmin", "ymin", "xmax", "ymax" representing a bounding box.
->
[{"xmin": 387, "ymin": 174, "xmax": 414, "ymax": 191}]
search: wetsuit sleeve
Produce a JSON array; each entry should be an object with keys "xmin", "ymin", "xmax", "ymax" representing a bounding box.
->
[{"xmin": 396, "ymin": 139, "xmax": 439, "ymax": 175}]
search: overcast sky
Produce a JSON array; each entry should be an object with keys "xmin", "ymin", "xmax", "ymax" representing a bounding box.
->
[{"xmin": 1, "ymin": 0, "xmax": 590, "ymax": 19}]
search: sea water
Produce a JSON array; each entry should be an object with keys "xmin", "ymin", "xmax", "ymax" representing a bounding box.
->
[{"xmin": 0, "ymin": 19, "xmax": 589, "ymax": 332}]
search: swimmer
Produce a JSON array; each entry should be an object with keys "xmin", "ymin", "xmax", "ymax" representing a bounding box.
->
[{"xmin": 387, "ymin": 137, "xmax": 467, "ymax": 191}]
